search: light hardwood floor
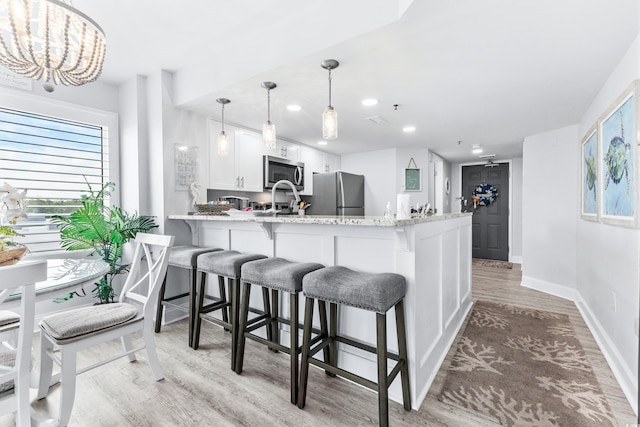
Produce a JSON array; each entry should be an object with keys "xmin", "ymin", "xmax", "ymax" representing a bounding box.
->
[{"xmin": 2, "ymin": 264, "xmax": 636, "ymax": 426}]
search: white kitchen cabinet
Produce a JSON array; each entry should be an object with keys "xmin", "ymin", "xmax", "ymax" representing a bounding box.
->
[
  {"xmin": 275, "ymin": 140, "xmax": 300, "ymax": 161},
  {"xmin": 300, "ymin": 146, "xmax": 341, "ymax": 195},
  {"xmin": 208, "ymin": 120, "xmax": 265, "ymax": 192},
  {"xmin": 323, "ymin": 152, "xmax": 340, "ymax": 173}
]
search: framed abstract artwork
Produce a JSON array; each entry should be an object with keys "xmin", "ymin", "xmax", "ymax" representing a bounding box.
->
[
  {"xmin": 580, "ymin": 126, "xmax": 598, "ymax": 221},
  {"xmin": 598, "ymin": 81, "xmax": 639, "ymax": 228}
]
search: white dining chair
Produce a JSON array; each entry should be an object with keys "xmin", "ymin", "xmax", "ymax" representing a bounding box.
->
[
  {"xmin": 0, "ymin": 259, "xmax": 47, "ymax": 426},
  {"xmin": 36, "ymin": 233, "xmax": 174, "ymax": 426}
]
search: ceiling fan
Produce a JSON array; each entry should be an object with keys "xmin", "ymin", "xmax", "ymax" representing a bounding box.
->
[{"xmin": 479, "ymin": 154, "xmax": 499, "ymax": 168}]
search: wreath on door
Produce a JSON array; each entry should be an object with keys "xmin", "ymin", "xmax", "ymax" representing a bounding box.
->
[{"xmin": 472, "ymin": 184, "xmax": 498, "ymax": 208}]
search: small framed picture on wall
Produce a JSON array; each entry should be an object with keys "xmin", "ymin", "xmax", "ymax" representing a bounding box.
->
[
  {"xmin": 597, "ymin": 80, "xmax": 639, "ymax": 228},
  {"xmin": 580, "ymin": 126, "xmax": 598, "ymax": 221}
]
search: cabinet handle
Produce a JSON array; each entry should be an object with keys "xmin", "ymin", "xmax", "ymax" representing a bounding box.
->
[
  {"xmin": 236, "ymin": 176, "xmax": 239, "ymax": 187},
  {"xmin": 325, "ymin": 164, "xmax": 329, "ymax": 172},
  {"xmin": 240, "ymin": 176, "xmax": 244, "ymax": 187}
]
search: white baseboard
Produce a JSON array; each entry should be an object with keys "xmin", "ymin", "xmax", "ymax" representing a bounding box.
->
[
  {"xmin": 509, "ymin": 255, "xmax": 523, "ymax": 264},
  {"xmin": 521, "ymin": 275, "xmax": 578, "ymax": 301},
  {"xmin": 575, "ymin": 296, "xmax": 638, "ymax": 416}
]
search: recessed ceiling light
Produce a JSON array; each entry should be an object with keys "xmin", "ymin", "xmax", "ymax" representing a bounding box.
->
[
  {"xmin": 362, "ymin": 98, "xmax": 378, "ymax": 106},
  {"xmin": 402, "ymin": 126, "xmax": 416, "ymax": 133},
  {"xmin": 472, "ymin": 145, "xmax": 483, "ymax": 155},
  {"xmin": 317, "ymin": 140, "xmax": 328, "ymax": 145},
  {"xmin": 287, "ymin": 105, "xmax": 302, "ymax": 112}
]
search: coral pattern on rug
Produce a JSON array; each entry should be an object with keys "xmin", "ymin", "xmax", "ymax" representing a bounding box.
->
[{"xmin": 438, "ymin": 301, "xmax": 616, "ymax": 426}]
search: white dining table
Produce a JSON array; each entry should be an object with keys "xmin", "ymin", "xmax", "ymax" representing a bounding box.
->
[{"xmin": 4, "ymin": 257, "xmax": 110, "ymax": 321}]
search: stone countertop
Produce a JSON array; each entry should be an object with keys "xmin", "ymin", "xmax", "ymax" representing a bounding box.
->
[{"xmin": 168, "ymin": 212, "xmax": 471, "ymax": 227}]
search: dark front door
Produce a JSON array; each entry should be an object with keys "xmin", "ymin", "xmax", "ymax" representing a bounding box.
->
[{"xmin": 462, "ymin": 163, "xmax": 509, "ymax": 261}]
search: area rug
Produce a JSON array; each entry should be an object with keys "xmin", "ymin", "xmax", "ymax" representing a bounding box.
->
[
  {"xmin": 438, "ymin": 301, "xmax": 616, "ymax": 426},
  {"xmin": 472, "ymin": 258, "xmax": 513, "ymax": 269}
]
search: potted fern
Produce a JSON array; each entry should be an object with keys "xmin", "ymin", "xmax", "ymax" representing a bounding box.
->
[{"xmin": 53, "ymin": 181, "xmax": 157, "ymax": 303}]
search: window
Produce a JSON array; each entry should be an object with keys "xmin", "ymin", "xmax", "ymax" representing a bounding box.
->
[{"xmin": 0, "ymin": 106, "xmax": 111, "ymax": 255}]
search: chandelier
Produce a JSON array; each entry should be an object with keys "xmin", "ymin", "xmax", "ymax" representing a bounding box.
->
[{"xmin": 0, "ymin": 0, "xmax": 106, "ymax": 92}]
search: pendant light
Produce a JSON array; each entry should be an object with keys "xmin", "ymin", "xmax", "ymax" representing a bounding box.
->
[
  {"xmin": 321, "ymin": 59, "xmax": 339, "ymax": 140},
  {"xmin": 261, "ymin": 81, "xmax": 277, "ymax": 150},
  {"xmin": 216, "ymin": 98, "xmax": 230, "ymax": 156}
]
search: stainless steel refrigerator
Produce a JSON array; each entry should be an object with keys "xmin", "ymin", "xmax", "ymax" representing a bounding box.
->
[{"xmin": 310, "ymin": 171, "xmax": 365, "ymax": 216}]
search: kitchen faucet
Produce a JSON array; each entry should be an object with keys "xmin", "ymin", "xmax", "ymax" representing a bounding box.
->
[{"xmin": 271, "ymin": 179, "xmax": 301, "ymax": 212}]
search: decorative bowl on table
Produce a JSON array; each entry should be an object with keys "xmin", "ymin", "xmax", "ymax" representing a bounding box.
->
[{"xmin": 0, "ymin": 244, "xmax": 28, "ymax": 266}]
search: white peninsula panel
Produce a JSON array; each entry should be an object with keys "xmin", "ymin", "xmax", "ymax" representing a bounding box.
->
[{"xmin": 169, "ymin": 213, "xmax": 472, "ymax": 409}]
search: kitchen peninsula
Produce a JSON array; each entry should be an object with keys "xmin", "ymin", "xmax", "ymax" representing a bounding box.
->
[{"xmin": 168, "ymin": 212, "xmax": 472, "ymax": 409}]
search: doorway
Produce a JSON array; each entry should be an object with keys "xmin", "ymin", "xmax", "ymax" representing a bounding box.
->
[{"xmin": 462, "ymin": 163, "xmax": 510, "ymax": 261}]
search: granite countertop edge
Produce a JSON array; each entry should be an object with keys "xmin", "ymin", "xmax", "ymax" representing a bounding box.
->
[{"xmin": 167, "ymin": 212, "xmax": 471, "ymax": 227}]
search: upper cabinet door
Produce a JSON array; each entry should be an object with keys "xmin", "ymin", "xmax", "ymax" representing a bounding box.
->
[
  {"xmin": 208, "ymin": 120, "xmax": 237, "ymax": 190},
  {"xmin": 323, "ymin": 153, "xmax": 340, "ymax": 173},
  {"xmin": 276, "ymin": 140, "xmax": 300, "ymax": 161},
  {"xmin": 300, "ymin": 146, "xmax": 324, "ymax": 196},
  {"xmin": 235, "ymin": 131, "xmax": 265, "ymax": 192}
]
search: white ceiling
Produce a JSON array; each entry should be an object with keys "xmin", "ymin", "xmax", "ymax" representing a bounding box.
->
[{"xmin": 74, "ymin": 0, "xmax": 638, "ymax": 163}]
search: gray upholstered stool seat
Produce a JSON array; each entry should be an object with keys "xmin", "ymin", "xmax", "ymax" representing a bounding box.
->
[
  {"xmin": 193, "ymin": 250, "xmax": 267, "ymax": 371},
  {"xmin": 302, "ymin": 266, "xmax": 406, "ymax": 314},
  {"xmin": 235, "ymin": 258, "xmax": 324, "ymax": 405},
  {"xmin": 298, "ymin": 266, "xmax": 411, "ymax": 427},
  {"xmin": 154, "ymin": 245, "xmax": 221, "ymax": 348}
]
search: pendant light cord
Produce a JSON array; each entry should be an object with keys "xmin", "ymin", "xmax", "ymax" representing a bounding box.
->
[
  {"xmin": 328, "ymin": 68, "xmax": 333, "ymax": 108},
  {"xmin": 267, "ymin": 89, "xmax": 271, "ymax": 123}
]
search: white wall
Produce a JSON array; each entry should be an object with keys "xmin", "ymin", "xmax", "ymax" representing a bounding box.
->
[
  {"xmin": 341, "ymin": 148, "xmax": 398, "ymax": 216},
  {"xmin": 575, "ymin": 34, "xmax": 640, "ymax": 412},
  {"xmin": 342, "ymin": 147, "xmax": 432, "ymax": 216},
  {"xmin": 510, "ymin": 157, "xmax": 523, "ymax": 262},
  {"xmin": 521, "ymin": 126, "xmax": 579, "ymax": 298}
]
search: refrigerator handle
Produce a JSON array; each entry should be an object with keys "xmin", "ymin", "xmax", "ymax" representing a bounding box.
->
[{"xmin": 338, "ymin": 172, "xmax": 345, "ymax": 210}]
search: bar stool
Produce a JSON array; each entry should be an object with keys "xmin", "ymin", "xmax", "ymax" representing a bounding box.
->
[
  {"xmin": 235, "ymin": 257, "xmax": 324, "ymax": 404},
  {"xmin": 193, "ymin": 250, "xmax": 267, "ymax": 370},
  {"xmin": 297, "ymin": 266, "xmax": 411, "ymax": 427},
  {"xmin": 154, "ymin": 245, "xmax": 221, "ymax": 347}
]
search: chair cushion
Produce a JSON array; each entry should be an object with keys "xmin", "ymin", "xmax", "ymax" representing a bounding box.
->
[
  {"xmin": 241, "ymin": 258, "xmax": 324, "ymax": 293},
  {"xmin": 0, "ymin": 310, "xmax": 20, "ymax": 327},
  {"xmin": 40, "ymin": 303, "xmax": 138, "ymax": 341},
  {"xmin": 169, "ymin": 246, "xmax": 222, "ymax": 268},
  {"xmin": 0, "ymin": 350, "xmax": 16, "ymax": 393},
  {"xmin": 302, "ymin": 266, "xmax": 406, "ymax": 314},
  {"xmin": 197, "ymin": 250, "xmax": 267, "ymax": 279}
]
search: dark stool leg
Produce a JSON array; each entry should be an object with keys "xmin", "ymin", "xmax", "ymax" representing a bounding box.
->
[
  {"xmin": 192, "ymin": 271, "xmax": 207, "ymax": 349},
  {"xmin": 235, "ymin": 281, "xmax": 252, "ymax": 374},
  {"xmin": 395, "ymin": 299, "xmax": 411, "ymax": 410},
  {"xmin": 230, "ymin": 277, "xmax": 240, "ymax": 372},
  {"xmin": 219, "ymin": 276, "xmax": 229, "ymax": 326},
  {"xmin": 289, "ymin": 291, "xmax": 299, "ymax": 404},
  {"xmin": 154, "ymin": 273, "xmax": 168, "ymax": 333},
  {"xmin": 188, "ymin": 267, "xmax": 198, "ymax": 347},
  {"xmin": 329, "ymin": 302, "xmax": 338, "ymax": 372},
  {"xmin": 297, "ymin": 297, "xmax": 314, "ymax": 409},
  {"xmin": 271, "ymin": 289, "xmax": 280, "ymax": 351},
  {"xmin": 318, "ymin": 301, "xmax": 333, "ymax": 376},
  {"xmin": 376, "ymin": 312, "xmax": 389, "ymax": 427},
  {"xmin": 261, "ymin": 287, "xmax": 273, "ymax": 347}
]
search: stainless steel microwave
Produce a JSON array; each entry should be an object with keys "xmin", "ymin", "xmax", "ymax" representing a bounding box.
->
[{"xmin": 263, "ymin": 156, "xmax": 304, "ymax": 191}]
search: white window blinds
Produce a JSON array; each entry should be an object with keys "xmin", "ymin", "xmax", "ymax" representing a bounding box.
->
[{"xmin": 0, "ymin": 107, "xmax": 110, "ymax": 254}]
